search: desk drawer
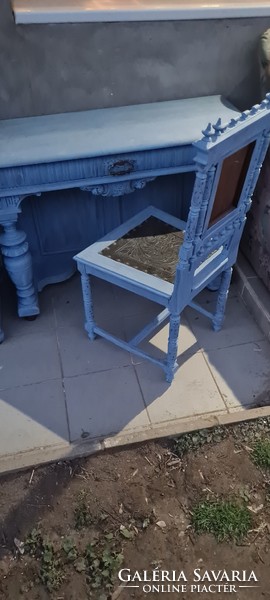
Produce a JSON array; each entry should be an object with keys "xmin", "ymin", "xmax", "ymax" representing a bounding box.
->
[{"xmin": 0, "ymin": 144, "xmax": 196, "ymax": 195}]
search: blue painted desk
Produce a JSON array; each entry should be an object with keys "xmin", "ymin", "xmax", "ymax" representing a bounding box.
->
[{"xmin": 0, "ymin": 96, "xmax": 240, "ymax": 317}]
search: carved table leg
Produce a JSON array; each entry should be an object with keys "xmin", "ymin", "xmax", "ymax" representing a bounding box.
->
[{"xmin": 0, "ymin": 212, "xmax": 39, "ymax": 318}]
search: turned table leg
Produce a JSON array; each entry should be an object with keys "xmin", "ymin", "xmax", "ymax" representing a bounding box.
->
[{"xmin": 0, "ymin": 198, "xmax": 39, "ymax": 318}]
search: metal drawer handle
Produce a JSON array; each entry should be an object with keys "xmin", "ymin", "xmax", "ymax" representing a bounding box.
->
[{"xmin": 108, "ymin": 160, "xmax": 135, "ymax": 176}]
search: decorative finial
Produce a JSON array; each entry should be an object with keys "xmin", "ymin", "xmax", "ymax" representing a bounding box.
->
[
  {"xmin": 229, "ymin": 117, "xmax": 238, "ymax": 128},
  {"xmin": 264, "ymin": 93, "xmax": 270, "ymax": 108},
  {"xmin": 261, "ymin": 97, "xmax": 269, "ymax": 108},
  {"xmin": 202, "ymin": 123, "xmax": 213, "ymax": 138},
  {"xmin": 250, "ymin": 104, "xmax": 260, "ymax": 115},
  {"xmin": 240, "ymin": 110, "xmax": 250, "ymax": 121},
  {"xmin": 213, "ymin": 117, "xmax": 227, "ymax": 134},
  {"xmin": 214, "ymin": 117, "xmax": 222, "ymax": 128}
]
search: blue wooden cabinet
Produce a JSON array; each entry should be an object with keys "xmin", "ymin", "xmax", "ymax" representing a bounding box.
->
[{"xmin": 0, "ymin": 95, "xmax": 240, "ymax": 317}]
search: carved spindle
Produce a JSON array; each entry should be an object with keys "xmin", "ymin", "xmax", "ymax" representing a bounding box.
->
[
  {"xmin": 212, "ymin": 268, "xmax": 233, "ymax": 331},
  {"xmin": 165, "ymin": 313, "xmax": 181, "ymax": 383},
  {"xmin": 183, "ymin": 171, "xmax": 207, "ymax": 247},
  {"xmin": 79, "ymin": 271, "xmax": 96, "ymax": 340},
  {"xmin": 195, "ymin": 166, "xmax": 216, "ymax": 239}
]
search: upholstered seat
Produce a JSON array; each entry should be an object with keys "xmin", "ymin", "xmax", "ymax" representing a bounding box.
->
[{"xmin": 101, "ymin": 215, "xmax": 186, "ymax": 283}]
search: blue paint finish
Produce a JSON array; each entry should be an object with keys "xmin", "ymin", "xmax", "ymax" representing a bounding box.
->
[
  {"xmin": 0, "ymin": 95, "xmax": 239, "ymax": 319},
  {"xmin": 0, "ymin": 196, "xmax": 39, "ymax": 317},
  {"xmin": 75, "ymin": 97, "xmax": 270, "ymax": 383},
  {"xmin": 129, "ymin": 308, "xmax": 170, "ymax": 346},
  {"xmin": 0, "ymin": 265, "xmax": 4, "ymax": 343},
  {"xmin": 0, "ymin": 96, "xmax": 239, "ymax": 168}
]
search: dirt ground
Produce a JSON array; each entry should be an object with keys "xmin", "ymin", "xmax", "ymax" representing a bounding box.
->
[{"xmin": 0, "ymin": 420, "xmax": 270, "ymax": 600}]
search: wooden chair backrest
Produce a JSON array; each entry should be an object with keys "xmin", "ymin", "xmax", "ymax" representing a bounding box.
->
[
  {"xmin": 171, "ymin": 97, "xmax": 270, "ymax": 311},
  {"xmin": 209, "ymin": 142, "xmax": 255, "ymax": 225}
]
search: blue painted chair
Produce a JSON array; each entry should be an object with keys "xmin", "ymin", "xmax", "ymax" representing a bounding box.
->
[{"xmin": 74, "ymin": 97, "xmax": 270, "ymax": 383}]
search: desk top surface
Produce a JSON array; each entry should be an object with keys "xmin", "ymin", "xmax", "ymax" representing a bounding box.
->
[{"xmin": 0, "ymin": 95, "xmax": 240, "ymax": 169}]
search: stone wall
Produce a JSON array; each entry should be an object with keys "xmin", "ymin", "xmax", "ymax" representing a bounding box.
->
[
  {"xmin": 1, "ymin": 0, "xmax": 270, "ymax": 119},
  {"xmin": 242, "ymin": 153, "xmax": 270, "ymax": 292},
  {"xmin": 241, "ymin": 28, "xmax": 270, "ymax": 293}
]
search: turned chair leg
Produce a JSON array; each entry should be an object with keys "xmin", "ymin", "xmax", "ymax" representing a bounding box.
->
[
  {"xmin": 165, "ymin": 312, "xmax": 181, "ymax": 384},
  {"xmin": 80, "ymin": 272, "xmax": 96, "ymax": 341},
  {"xmin": 212, "ymin": 267, "xmax": 233, "ymax": 332}
]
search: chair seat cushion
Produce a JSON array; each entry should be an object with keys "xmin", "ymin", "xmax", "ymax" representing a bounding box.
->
[{"xmin": 100, "ymin": 216, "xmax": 185, "ymax": 283}]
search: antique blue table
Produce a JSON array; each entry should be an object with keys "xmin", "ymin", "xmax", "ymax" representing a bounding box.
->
[{"xmin": 0, "ymin": 95, "xmax": 240, "ymax": 317}]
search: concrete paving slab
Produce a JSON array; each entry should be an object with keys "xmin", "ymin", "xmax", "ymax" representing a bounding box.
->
[
  {"xmin": 2, "ymin": 405, "xmax": 270, "ymax": 476},
  {"xmin": 57, "ymin": 316, "xmax": 131, "ymax": 377},
  {"xmin": 0, "ymin": 262, "xmax": 270, "ymax": 475},
  {"xmin": 205, "ymin": 339, "xmax": 270, "ymax": 409},
  {"xmin": 0, "ymin": 439, "xmax": 102, "ymax": 476},
  {"xmin": 236, "ymin": 252, "xmax": 258, "ymax": 282},
  {"xmin": 135, "ymin": 351, "xmax": 227, "ymax": 423},
  {"xmin": 103, "ymin": 405, "xmax": 270, "ymax": 450},
  {"xmin": 185, "ymin": 295, "xmax": 265, "ymax": 351},
  {"xmin": 0, "ymin": 331, "xmax": 61, "ymax": 390},
  {"xmin": 64, "ymin": 365, "xmax": 150, "ymax": 442},
  {"xmin": 242, "ymin": 281, "xmax": 270, "ymax": 341},
  {"xmin": 0, "ymin": 379, "xmax": 69, "ymax": 455},
  {"xmin": 53, "ymin": 274, "xmax": 117, "ymax": 328},
  {"xmin": 2, "ymin": 280, "xmax": 55, "ymax": 338},
  {"xmin": 229, "ymin": 252, "xmax": 270, "ymax": 343},
  {"xmin": 124, "ymin": 311, "xmax": 200, "ymax": 364}
]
